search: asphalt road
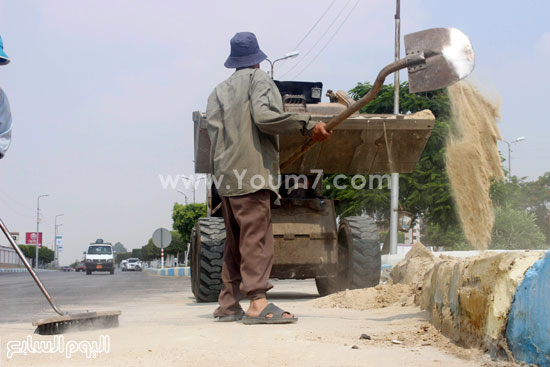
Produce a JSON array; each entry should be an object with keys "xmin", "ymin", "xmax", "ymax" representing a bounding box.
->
[
  {"xmin": 0, "ymin": 271, "xmax": 503, "ymax": 367},
  {"xmin": 0, "ymin": 269, "xmax": 185, "ymax": 323}
]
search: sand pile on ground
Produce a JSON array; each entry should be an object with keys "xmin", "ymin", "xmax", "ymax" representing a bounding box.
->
[
  {"xmin": 313, "ymin": 283, "xmax": 414, "ymax": 310},
  {"xmin": 313, "ymin": 243, "xmax": 433, "ymax": 311},
  {"xmin": 312, "ymin": 242, "xmax": 543, "ymax": 359},
  {"xmin": 390, "ymin": 242, "xmax": 435, "ymax": 291},
  {"xmin": 446, "ymin": 81, "xmax": 504, "ymax": 250}
]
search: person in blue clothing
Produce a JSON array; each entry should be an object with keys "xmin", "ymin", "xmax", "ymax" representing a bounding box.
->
[{"xmin": 0, "ymin": 35, "xmax": 12, "ymax": 160}]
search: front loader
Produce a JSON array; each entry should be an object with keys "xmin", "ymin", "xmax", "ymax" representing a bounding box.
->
[{"xmin": 189, "ymin": 28, "xmax": 474, "ymax": 301}]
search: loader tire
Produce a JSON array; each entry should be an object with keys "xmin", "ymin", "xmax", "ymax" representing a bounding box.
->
[
  {"xmin": 190, "ymin": 217, "xmax": 226, "ymax": 303},
  {"xmin": 315, "ymin": 216, "xmax": 381, "ymax": 296},
  {"xmin": 314, "ymin": 276, "xmax": 340, "ymax": 297}
]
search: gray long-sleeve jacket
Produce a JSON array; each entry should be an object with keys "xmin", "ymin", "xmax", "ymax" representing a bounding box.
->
[
  {"xmin": 0, "ymin": 87, "xmax": 12, "ymax": 159},
  {"xmin": 206, "ymin": 68, "xmax": 315, "ymax": 197}
]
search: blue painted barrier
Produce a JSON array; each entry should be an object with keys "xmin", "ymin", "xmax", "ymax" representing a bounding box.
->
[
  {"xmin": 507, "ymin": 251, "xmax": 550, "ymax": 367},
  {"xmin": 145, "ymin": 267, "xmax": 190, "ymax": 277},
  {"xmin": 0, "ymin": 268, "xmax": 57, "ymax": 273}
]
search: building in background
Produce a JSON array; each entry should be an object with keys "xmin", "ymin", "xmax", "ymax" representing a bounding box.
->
[
  {"xmin": 0, "ymin": 231, "xmax": 25, "ymax": 269},
  {"xmin": 0, "ymin": 244, "xmax": 24, "ymax": 269},
  {"xmin": 405, "ymin": 220, "xmax": 421, "ymax": 245}
]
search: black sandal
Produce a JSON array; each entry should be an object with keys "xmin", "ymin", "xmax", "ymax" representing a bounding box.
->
[
  {"xmin": 215, "ymin": 311, "xmax": 244, "ymax": 322},
  {"xmin": 242, "ymin": 303, "xmax": 298, "ymax": 325}
]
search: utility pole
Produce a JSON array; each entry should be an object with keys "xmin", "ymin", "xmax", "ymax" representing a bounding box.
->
[
  {"xmin": 54, "ymin": 214, "xmax": 64, "ymax": 267},
  {"xmin": 389, "ymin": 0, "xmax": 401, "ymax": 255},
  {"xmin": 35, "ymin": 193, "xmax": 49, "ymax": 269}
]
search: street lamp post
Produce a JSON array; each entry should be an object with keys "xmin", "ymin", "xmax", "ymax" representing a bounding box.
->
[
  {"xmin": 182, "ymin": 175, "xmax": 206, "ymax": 203},
  {"xmin": 266, "ymin": 51, "xmax": 299, "ymax": 79},
  {"xmin": 502, "ymin": 137, "xmax": 526, "ymax": 180},
  {"xmin": 54, "ymin": 214, "xmax": 64, "ymax": 268},
  {"xmin": 176, "ymin": 189, "xmax": 188, "ymax": 205},
  {"xmin": 35, "ymin": 193, "xmax": 49, "ymax": 269}
]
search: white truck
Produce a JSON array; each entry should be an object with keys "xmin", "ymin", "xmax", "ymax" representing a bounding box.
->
[{"xmin": 85, "ymin": 239, "xmax": 115, "ymax": 275}]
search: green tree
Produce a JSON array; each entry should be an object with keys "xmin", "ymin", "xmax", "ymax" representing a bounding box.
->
[
  {"xmin": 421, "ymin": 222, "xmax": 472, "ymax": 250},
  {"xmin": 115, "ymin": 252, "xmax": 132, "ymax": 263},
  {"xmin": 17, "ymin": 245, "xmax": 54, "ymax": 266},
  {"xmin": 326, "ymin": 82, "xmax": 458, "ymax": 233},
  {"xmin": 379, "ymin": 230, "xmax": 405, "ymax": 243},
  {"xmin": 490, "ymin": 205, "xmax": 546, "ymax": 249},
  {"xmin": 113, "ymin": 242, "xmax": 127, "ymax": 253},
  {"xmin": 490, "ymin": 176, "xmax": 524, "ymax": 209},
  {"xmin": 522, "ymin": 172, "xmax": 550, "ymax": 243},
  {"xmin": 165, "ymin": 230, "xmax": 187, "ymax": 261},
  {"xmin": 131, "ymin": 248, "xmax": 143, "ymax": 259},
  {"xmin": 18, "ymin": 244, "xmax": 35, "ymax": 259},
  {"xmin": 141, "ymin": 239, "xmax": 161, "ymax": 261},
  {"xmin": 490, "ymin": 172, "xmax": 550, "ymax": 245},
  {"xmin": 172, "ymin": 203, "xmax": 207, "ymax": 244},
  {"xmin": 38, "ymin": 247, "xmax": 54, "ymax": 265}
]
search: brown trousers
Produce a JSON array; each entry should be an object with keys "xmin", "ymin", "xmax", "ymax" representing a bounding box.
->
[{"xmin": 213, "ymin": 190, "xmax": 274, "ymax": 317}]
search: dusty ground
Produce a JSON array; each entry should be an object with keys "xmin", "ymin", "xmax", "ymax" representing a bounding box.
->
[{"xmin": 0, "ymin": 277, "xmax": 515, "ymax": 367}]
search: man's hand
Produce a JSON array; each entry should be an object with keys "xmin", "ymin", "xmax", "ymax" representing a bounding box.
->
[{"xmin": 311, "ymin": 122, "xmax": 332, "ymax": 142}]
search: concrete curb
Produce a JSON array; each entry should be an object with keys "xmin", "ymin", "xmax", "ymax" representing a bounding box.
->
[{"xmin": 145, "ymin": 267, "xmax": 190, "ymax": 277}]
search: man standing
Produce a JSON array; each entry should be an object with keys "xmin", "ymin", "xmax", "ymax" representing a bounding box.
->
[
  {"xmin": 0, "ymin": 35, "xmax": 12, "ymax": 160},
  {"xmin": 206, "ymin": 32, "xmax": 330, "ymax": 324}
]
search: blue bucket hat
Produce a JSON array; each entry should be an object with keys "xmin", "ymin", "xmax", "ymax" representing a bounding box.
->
[
  {"xmin": 224, "ymin": 32, "xmax": 267, "ymax": 69},
  {"xmin": 0, "ymin": 35, "xmax": 10, "ymax": 65}
]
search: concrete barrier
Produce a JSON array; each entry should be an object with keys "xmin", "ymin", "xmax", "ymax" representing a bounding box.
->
[
  {"xmin": 506, "ymin": 251, "xmax": 550, "ymax": 367},
  {"xmin": 391, "ymin": 244, "xmax": 549, "ymax": 364},
  {"xmin": 145, "ymin": 267, "xmax": 190, "ymax": 277},
  {"xmin": 419, "ymin": 251, "xmax": 542, "ymax": 351}
]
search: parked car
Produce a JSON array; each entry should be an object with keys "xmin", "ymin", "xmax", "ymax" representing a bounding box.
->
[
  {"xmin": 60, "ymin": 266, "xmax": 73, "ymax": 272},
  {"xmin": 120, "ymin": 259, "xmax": 128, "ymax": 271},
  {"xmin": 75, "ymin": 263, "xmax": 86, "ymax": 272}
]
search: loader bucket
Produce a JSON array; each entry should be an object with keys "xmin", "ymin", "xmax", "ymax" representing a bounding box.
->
[
  {"xmin": 193, "ymin": 110, "xmax": 435, "ymax": 175},
  {"xmin": 278, "ymin": 110, "xmax": 435, "ymax": 174}
]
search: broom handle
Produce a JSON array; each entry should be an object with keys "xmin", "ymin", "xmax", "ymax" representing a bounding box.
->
[
  {"xmin": 0, "ymin": 217, "xmax": 65, "ymax": 316},
  {"xmin": 280, "ymin": 58, "xmax": 409, "ymax": 171}
]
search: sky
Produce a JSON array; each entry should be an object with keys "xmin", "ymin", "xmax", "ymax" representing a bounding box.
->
[{"xmin": 0, "ymin": 0, "xmax": 549, "ymax": 265}]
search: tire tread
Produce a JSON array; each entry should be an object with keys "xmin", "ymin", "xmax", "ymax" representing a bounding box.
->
[{"xmin": 191, "ymin": 217, "xmax": 226, "ymax": 302}]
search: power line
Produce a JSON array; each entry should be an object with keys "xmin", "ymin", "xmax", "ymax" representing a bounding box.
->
[
  {"xmin": 292, "ymin": 0, "xmax": 361, "ymax": 80},
  {"xmin": 0, "ymin": 188, "xmax": 35, "ymax": 212},
  {"xmin": 279, "ymin": 0, "xmax": 353, "ymax": 79},
  {"xmin": 291, "ymin": 0, "xmax": 337, "ymax": 51},
  {"xmin": 0, "ymin": 194, "xmax": 29, "ymax": 219}
]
